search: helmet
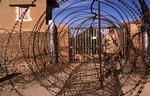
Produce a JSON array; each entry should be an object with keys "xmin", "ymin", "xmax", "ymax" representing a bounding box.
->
[{"xmin": 107, "ymin": 24, "xmax": 114, "ymax": 28}]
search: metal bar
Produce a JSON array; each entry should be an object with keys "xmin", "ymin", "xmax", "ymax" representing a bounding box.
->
[
  {"xmin": 48, "ymin": 20, "xmax": 58, "ymax": 64},
  {"xmin": 97, "ymin": 0, "xmax": 103, "ymax": 87},
  {"xmin": 9, "ymin": 4, "xmax": 36, "ymax": 7}
]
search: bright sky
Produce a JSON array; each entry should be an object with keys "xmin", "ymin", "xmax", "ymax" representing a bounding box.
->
[{"xmin": 53, "ymin": 0, "xmax": 150, "ymax": 28}]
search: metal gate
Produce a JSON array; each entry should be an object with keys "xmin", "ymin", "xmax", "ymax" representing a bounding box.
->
[{"xmin": 69, "ymin": 27, "xmax": 108, "ymax": 62}]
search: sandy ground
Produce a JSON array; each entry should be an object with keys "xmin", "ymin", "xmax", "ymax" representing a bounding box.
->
[
  {"xmin": 139, "ymin": 83, "xmax": 150, "ymax": 96},
  {"xmin": 0, "ymin": 81, "xmax": 58, "ymax": 96},
  {"xmin": 0, "ymin": 63, "xmax": 150, "ymax": 96},
  {"xmin": 0, "ymin": 79, "xmax": 150, "ymax": 96},
  {"xmin": 0, "ymin": 76, "xmax": 150, "ymax": 96}
]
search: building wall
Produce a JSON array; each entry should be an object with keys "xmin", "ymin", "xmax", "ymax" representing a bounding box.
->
[
  {"xmin": 0, "ymin": 32, "xmax": 47, "ymax": 73},
  {"xmin": 0, "ymin": 0, "xmax": 47, "ymax": 32},
  {"xmin": 0, "ymin": 27, "xmax": 69, "ymax": 74},
  {"xmin": 0, "ymin": 0, "xmax": 60, "ymax": 74},
  {"xmin": 57, "ymin": 24, "xmax": 69, "ymax": 62},
  {"xmin": 121, "ymin": 20, "xmax": 143, "ymax": 50},
  {"xmin": 130, "ymin": 24, "xmax": 142, "ymax": 49}
]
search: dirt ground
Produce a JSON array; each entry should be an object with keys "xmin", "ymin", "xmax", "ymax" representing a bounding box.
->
[
  {"xmin": 0, "ymin": 63, "xmax": 150, "ymax": 96},
  {"xmin": 0, "ymin": 76, "xmax": 150, "ymax": 96},
  {"xmin": 0, "ymin": 79, "xmax": 150, "ymax": 96}
]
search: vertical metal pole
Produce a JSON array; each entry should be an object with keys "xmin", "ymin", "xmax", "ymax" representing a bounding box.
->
[
  {"xmin": 138, "ymin": 0, "xmax": 150, "ymax": 63},
  {"xmin": 48, "ymin": 20, "xmax": 58, "ymax": 64},
  {"xmin": 97, "ymin": 0, "xmax": 103, "ymax": 87},
  {"xmin": 68, "ymin": 28, "xmax": 71, "ymax": 62},
  {"xmin": 142, "ymin": 30, "xmax": 148, "ymax": 51}
]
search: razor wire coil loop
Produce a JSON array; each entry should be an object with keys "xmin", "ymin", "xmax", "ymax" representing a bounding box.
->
[{"xmin": 0, "ymin": 0, "xmax": 149, "ymax": 96}]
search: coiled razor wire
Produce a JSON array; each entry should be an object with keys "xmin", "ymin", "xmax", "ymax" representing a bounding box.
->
[{"xmin": 0, "ymin": 0, "xmax": 149, "ymax": 96}]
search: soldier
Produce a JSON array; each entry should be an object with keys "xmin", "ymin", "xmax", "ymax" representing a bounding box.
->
[
  {"xmin": 102, "ymin": 24, "xmax": 121, "ymax": 76},
  {"xmin": 102, "ymin": 24, "xmax": 120, "ymax": 55},
  {"xmin": 102, "ymin": 24, "xmax": 123, "ymax": 95}
]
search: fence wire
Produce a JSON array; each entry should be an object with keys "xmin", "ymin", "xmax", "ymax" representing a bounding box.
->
[{"xmin": 0, "ymin": 0, "xmax": 150, "ymax": 96}]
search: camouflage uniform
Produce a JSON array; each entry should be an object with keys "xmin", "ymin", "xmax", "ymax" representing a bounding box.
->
[
  {"xmin": 102, "ymin": 32, "xmax": 120, "ymax": 54},
  {"xmin": 102, "ymin": 31, "xmax": 123, "ymax": 95}
]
